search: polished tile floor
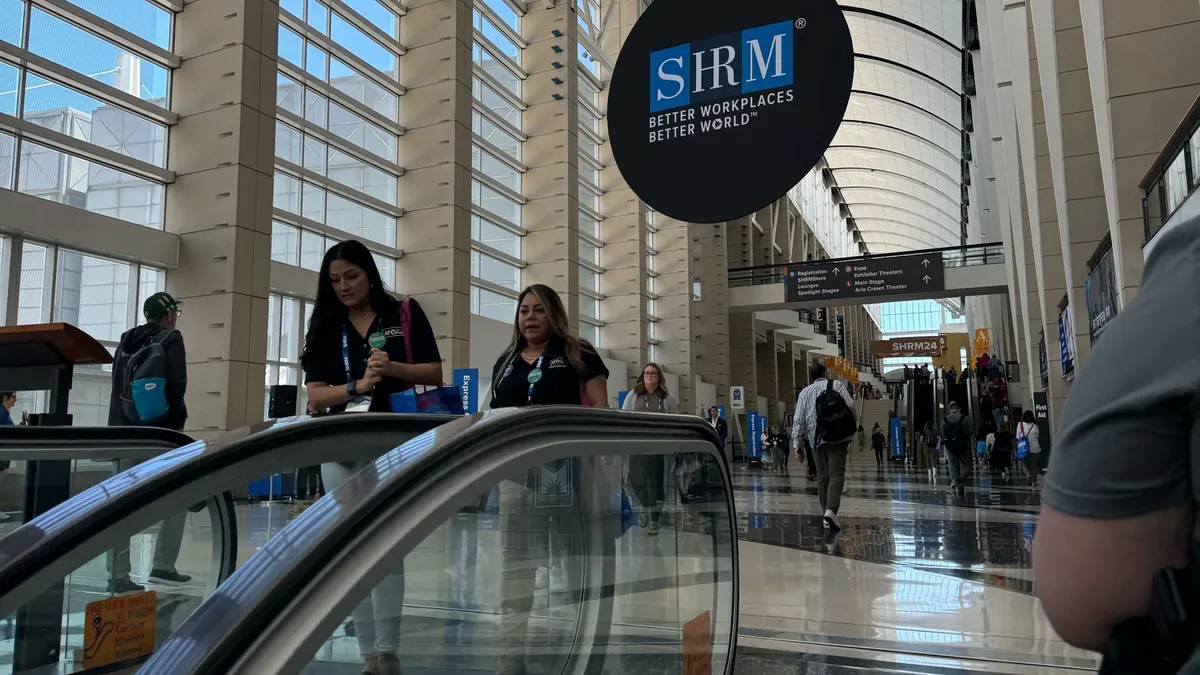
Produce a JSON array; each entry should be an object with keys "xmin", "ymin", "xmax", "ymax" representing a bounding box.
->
[{"xmin": 728, "ymin": 446, "xmax": 1098, "ymax": 674}]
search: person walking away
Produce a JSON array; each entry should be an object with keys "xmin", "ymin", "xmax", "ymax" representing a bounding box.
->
[
  {"xmin": 922, "ymin": 420, "xmax": 940, "ymax": 483},
  {"xmin": 940, "ymin": 401, "xmax": 975, "ymax": 498},
  {"xmin": 989, "ymin": 375, "xmax": 1008, "ymax": 427},
  {"xmin": 487, "ymin": 284, "xmax": 609, "ymax": 675},
  {"xmin": 946, "ymin": 366, "xmax": 958, "ymax": 385},
  {"xmin": 301, "ymin": 241, "xmax": 443, "ymax": 675},
  {"xmin": 1016, "ymin": 410, "xmax": 1042, "ymax": 487},
  {"xmin": 856, "ymin": 424, "xmax": 866, "ymax": 453},
  {"xmin": 760, "ymin": 425, "xmax": 774, "ymax": 472},
  {"xmin": 990, "ymin": 423, "xmax": 1014, "ymax": 480},
  {"xmin": 621, "ymin": 363, "xmax": 678, "ymax": 535},
  {"xmin": 0, "ymin": 392, "xmax": 15, "ymax": 522},
  {"xmin": 107, "ymin": 292, "xmax": 190, "ymax": 594},
  {"xmin": 792, "ymin": 364, "xmax": 857, "ymax": 532},
  {"xmin": 871, "ymin": 423, "xmax": 886, "ymax": 467}
]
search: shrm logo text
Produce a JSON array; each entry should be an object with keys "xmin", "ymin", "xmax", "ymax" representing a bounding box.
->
[{"xmin": 650, "ymin": 20, "xmax": 794, "ymax": 113}]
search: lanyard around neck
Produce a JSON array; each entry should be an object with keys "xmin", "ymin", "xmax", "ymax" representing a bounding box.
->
[
  {"xmin": 341, "ymin": 325, "xmax": 368, "ymax": 404},
  {"xmin": 642, "ymin": 392, "xmax": 665, "ymax": 413},
  {"xmin": 501, "ymin": 350, "xmax": 545, "ymax": 406}
]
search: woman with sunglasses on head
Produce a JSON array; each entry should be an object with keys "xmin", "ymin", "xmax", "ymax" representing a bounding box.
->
[
  {"xmin": 621, "ymin": 363, "xmax": 678, "ymax": 534},
  {"xmin": 300, "ymin": 239, "xmax": 442, "ymax": 675},
  {"xmin": 487, "ymin": 284, "xmax": 608, "ymax": 675}
]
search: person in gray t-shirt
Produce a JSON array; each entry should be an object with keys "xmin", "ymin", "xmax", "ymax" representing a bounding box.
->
[{"xmin": 1034, "ymin": 219, "xmax": 1200, "ymax": 652}]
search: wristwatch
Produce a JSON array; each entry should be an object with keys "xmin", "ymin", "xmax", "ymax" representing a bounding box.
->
[{"xmin": 347, "ymin": 379, "xmax": 357, "ymax": 396}]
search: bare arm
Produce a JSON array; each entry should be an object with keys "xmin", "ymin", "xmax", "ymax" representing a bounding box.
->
[
  {"xmin": 1034, "ymin": 503, "xmax": 1192, "ymax": 651},
  {"xmin": 305, "ymin": 371, "xmax": 380, "ymax": 409},
  {"xmin": 584, "ymin": 376, "xmax": 609, "ymax": 408}
]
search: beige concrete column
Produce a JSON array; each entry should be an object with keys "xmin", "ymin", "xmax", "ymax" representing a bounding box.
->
[
  {"xmin": 1083, "ymin": 0, "xmax": 1200, "ymax": 302},
  {"xmin": 756, "ymin": 334, "xmax": 778, "ymax": 422},
  {"xmin": 651, "ymin": 213, "xmax": 695, "ymax": 411},
  {"xmin": 776, "ymin": 339, "xmax": 794, "ymax": 417},
  {"xmin": 166, "ymin": 0, "xmax": 277, "ymax": 433},
  {"xmin": 695, "ymin": 223, "xmax": 731, "ymax": 406},
  {"xmin": 596, "ymin": 5, "xmax": 652, "ymax": 382},
  {"xmin": 520, "ymin": 3, "xmax": 579, "ymax": 319},
  {"xmin": 1026, "ymin": 19, "xmax": 1071, "ymax": 423},
  {"xmin": 397, "ymin": 0, "xmax": 475, "ymax": 378},
  {"xmin": 1030, "ymin": 0, "xmax": 1109, "ymax": 373}
]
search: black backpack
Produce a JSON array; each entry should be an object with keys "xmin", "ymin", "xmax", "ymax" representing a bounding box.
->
[
  {"xmin": 815, "ymin": 379, "xmax": 856, "ymax": 443},
  {"xmin": 120, "ymin": 330, "xmax": 177, "ymax": 426},
  {"xmin": 943, "ymin": 414, "xmax": 969, "ymax": 452}
]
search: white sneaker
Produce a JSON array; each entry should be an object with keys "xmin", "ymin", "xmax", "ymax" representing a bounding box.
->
[
  {"xmin": 549, "ymin": 566, "xmax": 568, "ymax": 593},
  {"xmin": 823, "ymin": 509, "xmax": 841, "ymax": 532},
  {"xmin": 534, "ymin": 566, "xmax": 549, "ymax": 590}
]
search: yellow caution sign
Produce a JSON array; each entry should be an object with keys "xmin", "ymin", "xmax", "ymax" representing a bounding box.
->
[{"xmin": 84, "ymin": 590, "xmax": 157, "ymax": 669}]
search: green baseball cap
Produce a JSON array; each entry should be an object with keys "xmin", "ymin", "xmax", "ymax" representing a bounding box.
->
[{"xmin": 143, "ymin": 292, "xmax": 183, "ymax": 320}]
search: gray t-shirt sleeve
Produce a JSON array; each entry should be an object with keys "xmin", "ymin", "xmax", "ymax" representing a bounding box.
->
[{"xmin": 1042, "ymin": 223, "xmax": 1200, "ymax": 520}]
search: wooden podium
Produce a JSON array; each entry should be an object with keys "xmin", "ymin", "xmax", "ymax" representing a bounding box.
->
[
  {"xmin": 0, "ymin": 322, "xmax": 112, "ymax": 426},
  {"xmin": 0, "ymin": 323, "xmax": 113, "ymax": 672}
]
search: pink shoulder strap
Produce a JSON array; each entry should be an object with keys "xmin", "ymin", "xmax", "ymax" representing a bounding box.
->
[{"xmin": 399, "ymin": 298, "xmax": 413, "ymax": 365}]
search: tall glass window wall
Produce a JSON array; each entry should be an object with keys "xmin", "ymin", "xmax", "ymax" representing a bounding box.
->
[
  {"xmin": 0, "ymin": 0, "xmax": 174, "ymax": 229},
  {"xmin": 265, "ymin": 293, "xmax": 314, "ymax": 419},
  {"xmin": 469, "ymin": 0, "xmax": 525, "ymax": 324},
  {"xmin": 274, "ymin": 0, "xmax": 403, "ymax": 287},
  {"xmin": 878, "ymin": 300, "xmax": 958, "ymax": 372}
]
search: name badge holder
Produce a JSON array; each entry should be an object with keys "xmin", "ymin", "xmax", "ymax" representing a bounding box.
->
[{"xmin": 342, "ymin": 326, "xmax": 370, "ymax": 410}]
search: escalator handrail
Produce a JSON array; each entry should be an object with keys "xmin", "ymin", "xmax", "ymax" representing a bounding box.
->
[
  {"xmin": 141, "ymin": 407, "xmax": 738, "ymax": 675},
  {"xmin": 0, "ymin": 413, "xmax": 452, "ymax": 617},
  {"xmin": 0, "ymin": 425, "xmax": 194, "ymax": 460}
]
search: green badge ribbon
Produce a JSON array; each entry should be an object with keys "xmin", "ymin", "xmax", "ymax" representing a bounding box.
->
[
  {"xmin": 368, "ymin": 332, "xmax": 387, "ymax": 350},
  {"xmin": 527, "ymin": 368, "xmax": 543, "ymax": 384}
]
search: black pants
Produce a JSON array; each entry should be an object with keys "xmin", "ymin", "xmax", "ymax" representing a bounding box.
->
[
  {"xmin": 628, "ymin": 456, "xmax": 666, "ymax": 523},
  {"xmin": 873, "ymin": 445, "xmax": 884, "ymax": 465}
]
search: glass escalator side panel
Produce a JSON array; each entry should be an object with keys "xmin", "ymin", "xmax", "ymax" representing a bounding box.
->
[
  {"xmin": 1, "ymin": 498, "xmax": 226, "ymax": 675},
  {"xmin": 298, "ymin": 449, "xmax": 736, "ymax": 675}
]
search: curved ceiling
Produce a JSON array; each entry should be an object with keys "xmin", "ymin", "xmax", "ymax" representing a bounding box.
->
[{"xmin": 831, "ymin": 3, "xmax": 966, "ymax": 254}]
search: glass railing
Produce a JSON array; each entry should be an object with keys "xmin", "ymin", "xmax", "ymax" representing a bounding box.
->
[
  {"xmin": 0, "ymin": 414, "xmax": 453, "ymax": 675},
  {"xmin": 139, "ymin": 407, "xmax": 738, "ymax": 675},
  {"xmin": 1141, "ymin": 93, "xmax": 1200, "ymax": 245},
  {"xmin": 728, "ymin": 244, "xmax": 1006, "ymax": 288}
]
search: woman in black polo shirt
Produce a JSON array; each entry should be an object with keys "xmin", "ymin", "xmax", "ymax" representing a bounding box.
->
[
  {"xmin": 488, "ymin": 284, "xmax": 609, "ymax": 408},
  {"xmin": 488, "ymin": 284, "xmax": 608, "ymax": 675},
  {"xmin": 299, "ymin": 239, "xmax": 441, "ymax": 675}
]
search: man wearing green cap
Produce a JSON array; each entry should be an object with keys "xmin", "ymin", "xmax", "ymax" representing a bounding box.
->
[{"xmin": 106, "ymin": 291, "xmax": 190, "ymax": 593}]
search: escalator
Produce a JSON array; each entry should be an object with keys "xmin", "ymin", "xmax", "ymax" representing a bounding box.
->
[
  {"xmin": 0, "ymin": 413, "xmax": 453, "ymax": 674},
  {"xmin": 1, "ymin": 409, "xmax": 738, "ymax": 675}
]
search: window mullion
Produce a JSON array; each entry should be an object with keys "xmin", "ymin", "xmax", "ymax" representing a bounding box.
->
[
  {"xmin": 475, "ymin": 0, "xmax": 527, "ymax": 49},
  {"xmin": 277, "ymin": 108, "xmax": 403, "ymax": 176},
  {"xmin": 278, "ymin": 60, "xmax": 405, "ymax": 133},
  {"xmin": 474, "ymin": 32, "xmax": 527, "ymax": 79},
  {"xmin": 327, "ymin": 0, "xmax": 407, "ymax": 54},
  {"xmin": 472, "ymin": 241, "xmax": 526, "ymax": 269},
  {"xmin": 474, "ymin": 135, "xmax": 527, "ymax": 173},
  {"xmin": 474, "ymin": 66, "xmax": 527, "ymax": 111}
]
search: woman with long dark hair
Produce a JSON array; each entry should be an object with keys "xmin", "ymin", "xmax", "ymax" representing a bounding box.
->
[
  {"xmin": 299, "ymin": 239, "xmax": 442, "ymax": 675},
  {"xmin": 487, "ymin": 284, "xmax": 608, "ymax": 675},
  {"xmin": 621, "ymin": 362, "xmax": 678, "ymax": 534},
  {"xmin": 301, "ymin": 240, "xmax": 442, "ymax": 412}
]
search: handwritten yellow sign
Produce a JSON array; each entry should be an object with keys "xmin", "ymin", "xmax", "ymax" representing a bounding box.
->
[{"xmin": 84, "ymin": 590, "xmax": 157, "ymax": 669}]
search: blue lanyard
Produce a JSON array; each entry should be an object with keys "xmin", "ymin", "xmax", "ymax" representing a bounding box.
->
[
  {"xmin": 342, "ymin": 325, "xmax": 366, "ymax": 404},
  {"xmin": 501, "ymin": 352, "xmax": 544, "ymax": 405}
]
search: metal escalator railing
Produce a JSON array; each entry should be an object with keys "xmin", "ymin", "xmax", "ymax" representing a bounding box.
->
[
  {"xmin": 0, "ymin": 425, "xmax": 195, "ymax": 462},
  {"xmin": 0, "ymin": 413, "xmax": 453, "ymax": 675},
  {"xmin": 140, "ymin": 407, "xmax": 738, "ymax": 675}
]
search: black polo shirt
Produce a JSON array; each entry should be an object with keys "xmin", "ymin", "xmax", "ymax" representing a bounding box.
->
[
  {"xmin": 489, "ymin": 338, "xmax": 608, "ymax": 408},
  {"xmin": 302, "ymin": 298, "xmax": 441, "ymax": 413}
]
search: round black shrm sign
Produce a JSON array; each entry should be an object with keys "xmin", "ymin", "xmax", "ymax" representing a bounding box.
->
[{"xmin": 607, "ymin": 0, "xmax": 854, "ymax": 224}]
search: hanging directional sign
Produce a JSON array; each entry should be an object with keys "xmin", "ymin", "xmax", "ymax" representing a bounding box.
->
[{"xmin": 784, "ymin": 252, "xmax": 946, "ymax": 303}]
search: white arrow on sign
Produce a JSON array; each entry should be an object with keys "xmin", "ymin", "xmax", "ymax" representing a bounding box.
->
[
  {"xmin": 921, "ymin": 259, "xmax": 931, "ymax": 267},
  {"xmin": 832, "ymin": 268, "xmax": 840, "ymax": 275},
  {"xmin": 923, "ymin": 275, "xmax": 932, "ymax": 283}
]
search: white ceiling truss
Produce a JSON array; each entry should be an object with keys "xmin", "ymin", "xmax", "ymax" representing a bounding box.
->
[{"xmin": 828, "ymin": 2, "xmax": 967, "ymax": 254}]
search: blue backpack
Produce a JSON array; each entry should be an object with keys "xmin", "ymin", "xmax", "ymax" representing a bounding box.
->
[{"xmin": 121, "ymin": 330, "xmax": 177, "ymax": 425}]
